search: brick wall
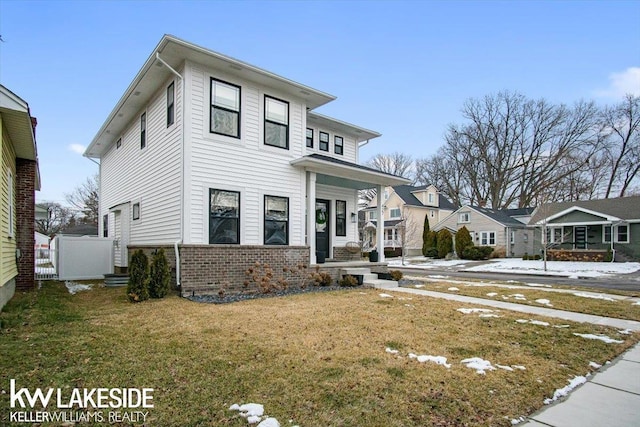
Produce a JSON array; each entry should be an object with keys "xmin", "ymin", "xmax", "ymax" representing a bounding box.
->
[
  {"xmin": 547, "ymin": 249, "xmax": 609, "ymax": 262},
  {"xmin": 332, "ymin": 246, "xmax": 362, "ymax": 261},
  {"xmin": 15, "ymin": 159, "xmax": 36, "ymax": 291}
]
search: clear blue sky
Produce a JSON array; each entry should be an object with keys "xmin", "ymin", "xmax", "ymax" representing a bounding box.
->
[{"xmin": 1, "ymin": 0, "xmax": 639, "ymax": 206}]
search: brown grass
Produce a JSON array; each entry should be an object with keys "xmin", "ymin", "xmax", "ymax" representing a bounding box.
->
[{"xmin": 1, "ymin": 282, "xmax": 638, "ymax": 426}]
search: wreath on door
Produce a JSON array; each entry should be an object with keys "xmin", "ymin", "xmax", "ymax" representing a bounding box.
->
[{"xmin": 316, "ymin": 209, "xmax": 327, "ymax": 225}]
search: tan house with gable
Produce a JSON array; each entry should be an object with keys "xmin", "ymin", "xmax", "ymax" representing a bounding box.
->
[{"xmin": 361, "ymin": 184, "xmax": 456, "ymax": 256}]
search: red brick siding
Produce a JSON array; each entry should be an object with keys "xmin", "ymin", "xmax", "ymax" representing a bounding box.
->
[{"xmin": 15, "ymin": 159, "xmax": 36, "ymax": 291}]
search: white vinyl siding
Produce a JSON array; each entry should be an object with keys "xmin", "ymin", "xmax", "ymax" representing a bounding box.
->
[
  {"xmin": 99, "ymin": 74, "xmax": 183, "ymax": 245},
  {"xmin": 187, "ymin": 63, "xmax": 307, "ymax": 245}
]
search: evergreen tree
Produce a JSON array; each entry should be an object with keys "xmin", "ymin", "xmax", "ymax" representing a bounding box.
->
[
  {"xmin": 127, "ymin": 250, "xmax": 149, "ymax": 302},
  {"xmin": 149, "ymin": 249, "xmax": 171, "ymax": 298},
  {"xmin": 455, "ymin": 226, "xmax": 473, "ymax": 258},
  {"xmin": 421, "ymin": 214, "xmax": 430, "ymax": 256},
  {"xmin": 437, "ymin": 229, "xmax": 453, "ymax": 259}
]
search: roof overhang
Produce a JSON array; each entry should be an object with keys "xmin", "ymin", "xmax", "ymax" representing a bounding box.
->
[
  {"xmin": 0, "ymin": 85, "xmax": 41, "ymax": 189},
  {"xmin": 532, "ymin": 206, "xmax": 621, "ymax": 226},
  {"xmin": 307, "ymin": 112, "xmax": 381, "ymax": 143},
  {"xmin": 85, "ymin": 34, "xmax": 337, "ymax": 158},
  {"xmin": 291, "ymin": 155, "xmax": 410, "ymax": 190}
]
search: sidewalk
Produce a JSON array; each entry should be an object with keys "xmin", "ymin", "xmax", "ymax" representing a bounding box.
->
[{"xmin": 372, "ymin": 283, "xmax": 640, "ymax": 426}]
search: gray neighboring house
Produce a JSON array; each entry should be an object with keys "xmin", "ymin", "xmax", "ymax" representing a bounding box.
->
[
  {"xmin": 434, "ymin": 205, "xmax": 535, "ymax": 257},
  {"xmin": 529, "ymin": 196, "xmax": 640, "ymax": 261}
]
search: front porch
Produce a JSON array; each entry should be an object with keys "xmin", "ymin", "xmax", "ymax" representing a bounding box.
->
[{"xmin": 312, "ymin": 260, "xmax": 394, "ymax": 287}]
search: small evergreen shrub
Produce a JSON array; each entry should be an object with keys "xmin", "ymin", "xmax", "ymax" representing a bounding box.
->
[
  {"xmin": 422, "ymin": 214, "xmax": 430, "ymax": 257},
  {"xmin": 390, "ymin": 270, "xmax": 403, "ymax": 281},
  {"xmin": 436, "ymin": 229, "xmax": 453, "ymax": 259},
  {"xmin": 127, "ymin": 250, "xmax": 149, "ymax": 302},
  {"xmin": 425, "ymin": 230, "xmax": 438, "ymax": 256},
  {"xmin": 424, "ymin": 248, "xmax": 438, "ymax": 258},
  {"xmin": 455, "ymin": 226, "xmax": 473, "ymax": 258},
  {"xmin": 149, "ymin": 248, "xmax": 171, "ymax": 298},
  {"xmin": 339, "ymin": 275, "xmax": 359, "ymax": 287},
  {"xmin": 462, "ymin": 246, "xmax": 494, "ymax": 260}
]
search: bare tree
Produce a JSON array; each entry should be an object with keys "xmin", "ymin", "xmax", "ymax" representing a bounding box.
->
[
  {"xmin": 416, "ymin": 92, "xmax": 600, "ymax": 209},
  {"xmin": 599, "ymin": 94, "xmax": 640, "ymax": 198},
  {"xmin": 65, "ymin": 174, "xmax": 99, "ymax": 224},
  {"xmin": 35, "ymin": 202, "xmax": 76, "ymax": 236},
  {"xmin": 360, "ymin": 152, "xmax": 415, "ymax": 204}
]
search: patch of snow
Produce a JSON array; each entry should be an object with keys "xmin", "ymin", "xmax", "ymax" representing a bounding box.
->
[
  {"xmin": 378, "ymin": 293, "xmax": 394, "ymax": 298},
  {"xmin": 618, "ymin": 329, "xmax": 632, "ymax": 335},
  {"xmin": 257, "ymin": 418, "xmax": 280, "ymax": 427},
  {"xmin": 516, "ymin": 319, "xmax": 550, "ymax": 326},
  {"xmin": 65, "ymin": 281, "xmax": 92, "ymax": 295},
  {"xmin": 486, "ymin": 292, "xmax": 498, "ymax": 297},
  {"xmin": 573, "ymin": 333, "xmax": 623, "ymax": 344},
  {"xmin": 510, "ymin": 293, "xmax": 527, "ymax": 301},
  {"xmin": 408, "ymin": 353, "xmax": 451, "ymax": 368},
  {"xmin": 543, "ymin": 376, "xmax": 587, "ymax": 404},
  {"xmin": 479, "ymin": 314, "xmax": 501, "ymax": 318},
  {"xmin": 461, "ymin": 357, "xmax": 496, "ymax": 374},
  {"xmin": 589, "ymin": 361, "xmax": 602, "ymax": 369},
  {"xmin": 232, "ymin": 403, "xmax": 264, "ymax": 418},
  {"xmin": 496, "ymin": 364, "xmax": 514, "ymax": 371},
  {"xmin": 524, "ymin": 283, "xmax": 552, "ymax": 288},
  {"xmin": 414, "ymin": 284, "xmax": 425, "ymax": 288},
  {"xmin": 633, "ymin": 301, "xmax": 640, "ymax": 306},
  {"xmin": 457, "ymin": 308, "xmax": 494, "ymax": 314},
  {"xmin": 511, "ymin": 416, "xmax": 526, "ymax": 425},
  {"xmin": 553, "ymin": 325, "xmax": 570, "ymax": 329},
  {"xmin": 386, "ymin": 347, "xmax": 399, "ymax": 355},
  {"xmin": 535, "ymin": 299, "xmax": 553, "ymax": 307},
  {"xmin": 573, "ymin": 292, "xmax": 616, "ymax": 302},
  {"xmin": 512, "ymin": 365, "xmax": 526, "ymax": 370},
  {"xmin": 464, "ymin": 259, "xmax": 640, "ymax": 278},
  {"xmin": 448, "ymin": 287, "xmax": 460, "ymax": 291},
  {"xmin": 428, "ymin": 275, "xmax": 449, "ymax": 279}
]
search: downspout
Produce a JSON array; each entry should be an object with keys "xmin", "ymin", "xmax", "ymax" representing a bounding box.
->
[{"xmin": 156, "ymin": 52, "xmax": 184, "ymax": 287}]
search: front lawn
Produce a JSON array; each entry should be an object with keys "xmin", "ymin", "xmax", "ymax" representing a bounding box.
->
[{"xmin": 1, "ymin": 282, "xmax": 637, "ymax": 426}]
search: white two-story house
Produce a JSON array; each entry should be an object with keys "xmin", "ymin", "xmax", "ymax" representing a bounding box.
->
[{"xmin": 84, "ymin": 35, "xmax": 408, "ymax": 296}]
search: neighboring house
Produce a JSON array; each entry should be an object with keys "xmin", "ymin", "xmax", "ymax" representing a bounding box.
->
[
  {"xmin": 361, "ymin": 184, "xmax": 457, "ymax": 256},
  {"xmin": 0, "ymin": 85, "xmax": 40, "ymax": 310},
  {"xmin": 57, "ymin": 223, "xmax": 99, "ymax": 236},
  {"xmin": 434, "ymin": 205, "xmax": 535, "ymax": 258},
  {"xmin": 84, "ymin": 35, "xmax": 409, "ymax": 296},
  {"xmin": 529, "ymin": 196, "xmax": 640, "ymax": 261}
]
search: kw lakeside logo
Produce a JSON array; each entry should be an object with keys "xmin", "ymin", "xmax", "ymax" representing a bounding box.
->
[{"xmin": 8, "ymin": 379, "xmax": 153, "ymax": 424}]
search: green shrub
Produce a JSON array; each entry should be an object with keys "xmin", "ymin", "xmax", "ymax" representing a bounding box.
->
[
  {"xmin": 437, "ymin": 229, "xmax": 453, "ymax": 259},
  {"xmin": 455, "ymin": 226, "xmax": 473, "ymax": 258},
  {"xmin": 390, "ymin": 270, "xmax": 403, "ymax": 281},
  {"xmin": 127, "ymin": 250, "xmax": 149, "ymax": 303},
  {"xmin": 462, "ymin": 246, "xmax": 494, "ymax": 260},
  {"xmin": 425, "ymin": 230, "xmax": 438, "ymax": 256},
  {"xmin": 149, "ymin": 248, "xmax": 171, "ymax": 298},
  {"xmin": 339, "ymin": 275, "xmax": 359, "ymax": 287},
  {"xmin": 422, "ymin": 214, "xmax": 430, "ymax": 256},
  {"xmin": 424, "ymin": 247, "xmax": 438, "ymax": 258}
]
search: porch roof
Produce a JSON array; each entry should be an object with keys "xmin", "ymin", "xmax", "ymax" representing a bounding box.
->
[
  {"xmin": 530, "ymin": 196, "xmax": 640, "ymax": 226},
  {"xmin": 291, "ymin": 154, "xmax": 411, "ymax": 189}
]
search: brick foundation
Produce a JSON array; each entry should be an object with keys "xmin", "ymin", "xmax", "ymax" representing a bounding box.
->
[
  {"xmin": 332, "ymin": 246, "xmax": 362, "ymax": 261},
  {"xmin": 15, "ymin": 159, "xmax": 36, "ymax": 291},
  {"xmin": 127, "ymin": 245, "xmax": 178, "ymax": 285},
  {"xmin": 547, "ymin": 249, "xmax": 609, "ymax": 262}
]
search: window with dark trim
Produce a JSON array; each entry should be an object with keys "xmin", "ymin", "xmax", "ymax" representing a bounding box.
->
[
  {"xmin": 264, "ymin": 95, "xmax": 289, "ymax": 149},
  {"xmin": 116, "ymin": 138, "xmax": 122, "ymax": 149},
  {"xmin": 103, "ymin": 214, "xmax": 109, "ymax": 237},
  {"xmin": 306, "ymin": 128, "xmax": 314, "ymax": 148},
  {"xmin": 336, "ymin": 200, "xmax": 347, "ymax": 236},
  {"xmin": 617, "ymin": 225, "xmax": 629, "ymax": 243},
  {"xmin": 319, "ymin": 131, "xmax": 329, "ymax": 151},
  {"xmin": 132, "ymin": 203, "xmax": 140, "ymax": 221},
  {"xmin": 604, "ymin": 225, "xmax": 612, "ymax": 243},
  {"xmin": 167, "ymin": 81, "xmax": 175, "ymax": 127},
  {"xmin": 140, "ymin": 112, "xmax": 146, "ymax": 149},
  {"xmin": 334, "ymin": 135, "xmax": 344, "ymax": 155},
  {"xmin": 209, "ymin": 189, "xmax": 240, "ymax": 244},
  {"xmin": 210, "ymin": 78, "xmax": 241, "ymax": 138},
  {"xmin": 264, "ymin": 195, "xmax": 289, "ymax": 245}
]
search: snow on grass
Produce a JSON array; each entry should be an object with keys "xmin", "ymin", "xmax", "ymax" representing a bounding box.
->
[
  {"xmin": 408, "ymin": 353, "xmax": 452, "ymax": 368},
  {"xmin": 385, "ymin": 347, "xmax": 400, "ymax": 355},
  {"xmin": 511, "ymin": 416, "xmax": 526, "ymax": 425},
  {"xmin": 479, "ymin": 314, "xmax": 502, "ymax": 318},
  {"xmin": 457, "ymin": 308, "xmax": 494, "ymax": 314},
  {"xmin": 378, "ymin": 293, "xmax": 394, "ymax": 298},
  {"xmin": 589, "ymin": 361, "xmax": 602, "ymax": 369},
  {"xmin": 229, "ymin": 403, "xmax": 286, "ymax": 427},
  {"xmin": 573, "ymin": 333, "xmax": 624, "ymax": 344},
  {"xmin": 65, "ymin": 281, "xmax": 93, "ymax": 295},
  {"xmin": 511, "ymin": 294, "xmax": 527, "ymax": 301},
  {"xmin": 464, "ymin": 258, "xmax": 640, "ymax": 278},
  {"xmin": 388, "ymin": 259, "xmax": 473, "ymax": 269},
  {"xmin": 618, "ymin": 329, "xmax": 632, "ymax": 335},
  {"xmin": 486, "ymin": 292, "xmax": 498, "ymax": 297},
  {"xmin": 428, "ymin": 275, "xmax": 449, "ymax": 279},
  {"xmin": 543, "ymin": 376, "xmax": 587, "ymax": 404},
  {"xmin": 573, "ymin": 292, "xmax": 616, "ymax": 302},
  {"xmin": 553, "ymin": 325, "xmax": 571, "ymax": 329},
  {"xmin": 461, "ymin": 357, "xmax": 496, "ymax": 374},
  {"xmin": 634, "ymin": 300, "xmax": 640, "ymax": 306},
  {"xmin": 448, "ymin": 287, "xmax": 460, "ymax": 291},
  {"xmin": 535, "ymin": 298, "xmax": 553, "ymax": 307},
  {"xmin": 516, "ymin": 319, "xmax": 550, "ymax": 326},
  {"xmin": 523, "ymin": 283, "xmax": 552, "ymax": 288}
]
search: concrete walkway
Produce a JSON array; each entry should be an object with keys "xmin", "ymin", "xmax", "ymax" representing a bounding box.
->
[{"xmin": 372, "ymin": 283, "xmax": 640, "ymax": 426}]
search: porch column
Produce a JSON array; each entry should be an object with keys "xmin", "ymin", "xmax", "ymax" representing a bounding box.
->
[
  {"xmin": 376, "ymin": 185, "xmax": 385, "ymax": 262},
  {"xmin": 307, "ymin": 171, "xmax": 317, "ymax": 264}
]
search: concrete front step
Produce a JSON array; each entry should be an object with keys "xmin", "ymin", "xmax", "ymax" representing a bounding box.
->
[
  {"xmin": 340, "ymin": 267, "xmax": 374, "ymax": 276},
  {"xmin": 364, "ymin": 279, "xmax": 399, "ymax": 288}
]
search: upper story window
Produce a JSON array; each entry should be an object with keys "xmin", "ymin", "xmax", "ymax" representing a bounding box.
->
[
  {"xmin": 369, "ymin": 210, "xmax": 377, "ymax": 220},
  {"xmin": 167, "ymin": 81, "xmax": 175, "ymax": 127},
  {"xmin": 209, "ymin": 189, "xmax": 240, "ymax": 244},
  {"xmin": 319, "ymin": 131, "xmax": 329, "ymax": 151},
  {"xmin": 132, "ymin": 203, "xmax": 140, "ymax": 221},
  {"xmin": 210, "ymin": 78, "xmax": 241, "ymax": 138},
  {"xmin": 336, "ymin": 200, "xmax": 346, "ymax": 236},
  {"xmin": 265, "ymin": 195, "xmax": 289, "ymax": 245},
  {"xmin": 428, "ymin": 193, "xmax": 434, "ymax": 204},
  {"xmin": 306, "ymin": 128, "xmax": 314, "ymax": 148},
  {"xmin": 140, "ymin": 112, "xmax": 146, "ymax": 149},
  {"xmin": 458, "ymin": 212, "xmax": 470, "ymax": 223},
  {"xmin": 334, "ymin": 136, "xmax": 343, "ymax": 155},
  {"xmin": 264, "ymin": 95, "xmax": 289, "ymax": 149},
  {"xmin": 390, "ymin": 207, "xmax": 401, "ymax": 218}
]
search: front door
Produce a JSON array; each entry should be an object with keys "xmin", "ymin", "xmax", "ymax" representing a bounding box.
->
[
  {"xmin": 575, "ymin": 226, "xmax": 587, "ymax": 249},
  {"xmin": 315, "ymin": 199, "xmax": 330, "ymax": 259}
]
